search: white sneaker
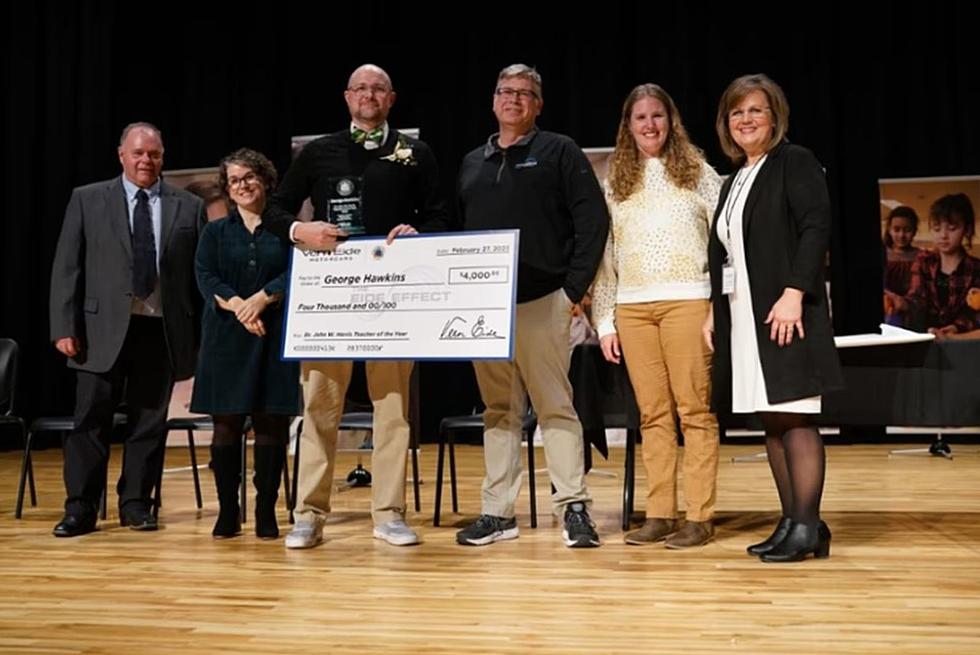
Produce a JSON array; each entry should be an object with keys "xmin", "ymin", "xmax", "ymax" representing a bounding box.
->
[
  {"xmin": 373, "ymin": 519, "xmax": 420, "ymax": 546},
  {"xmin": 284, "ymin": 520, "xmax": 323, "ymax": 549}
]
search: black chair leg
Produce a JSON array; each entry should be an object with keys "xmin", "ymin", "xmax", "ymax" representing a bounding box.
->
[
  {"xmin": 17, "ymin": 423, "xmax": 37, "ymax": 507},
  {"xmin": 627, "ymin": 430, "xmax": 636, "ymax": 520},
  {"xmin": 410, "ymin": 429, "xmax": 421, "ymax": 513},
  {"xmin": 622, "ymin": 428, "xmax": 637, "ymax": 531},
  {"xmin": 282, "ymin": 449, "xmax": 292, "ymax": 510},
  {"xmin": 153, "ymin": 447, "xmax": 164, "ymax": 518},
  {"xmin": 187, "ymin": 429, "xmax": 203, "ymax": 509},
  {"xmin": 289, "ymin": 423, "xmax": 301, "ymax": 524},
  {"xmin": 433, "ymin": 433, "xmax": 446, "ymax": 526},
  {"xmin": 27, "ymin": 453, "xmax": 37, "ymax": 506},
  {"xmin": 448, "ymin": 434, "xmax": 458, "ymax": 514},
  {"xmin": 15, "ymin": 431, "xmax": 34, "ymax": 518},
  {"xmin": 526, "ymin": 432, "xmax": 537, "ymax": 529},
  {"xmin": 100, "ymin": 457, "xmax": 109, "ymax": 520}
]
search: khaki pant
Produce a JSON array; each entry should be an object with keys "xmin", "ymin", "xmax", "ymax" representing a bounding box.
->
[
  {"xmin": 473, "ymin": 289, "xmax": 590, "ymax": 518},
  {"xmin": 294, "ymin": 360, "xmax": 412, "ymax": 526},
  {"xmin": 615, "ymin": 300, "xmax": 718, "ymax": 522}
]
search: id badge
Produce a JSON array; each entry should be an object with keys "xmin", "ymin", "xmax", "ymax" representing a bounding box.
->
[{"xmin": 722, "ymin": 264, "xmax": 736, "ymax": 295}]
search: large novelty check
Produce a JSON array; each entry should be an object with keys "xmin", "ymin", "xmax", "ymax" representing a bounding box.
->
[{"xmin": 283, "ymin": 230, "xmax": 519, "ymax": 360}]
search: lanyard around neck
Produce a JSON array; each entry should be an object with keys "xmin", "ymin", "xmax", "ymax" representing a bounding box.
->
[{"xmin": 722, "ymin": 158, "xmax": 763, "ymax": 248}]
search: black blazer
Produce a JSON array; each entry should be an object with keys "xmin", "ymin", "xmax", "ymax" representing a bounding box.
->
[
  {"xmin": 49, "ymin": 177, "xmax": 205, "ymax": 380},
  {"xmin": 707, "ymin": 142, "xmax": 843, "ymax": 411}
]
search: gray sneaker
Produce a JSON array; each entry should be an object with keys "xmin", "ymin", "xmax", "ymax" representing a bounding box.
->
[
  {"xmin": 284, "ymin": 520, "xmax": 323, "ymax": 549},
  {"xmin": 373, "ymin": 519, "xmax": 420, "ymax": 546}
]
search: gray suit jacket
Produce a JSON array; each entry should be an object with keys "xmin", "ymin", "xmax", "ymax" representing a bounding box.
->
[{"xmin": 49, "ymin": 176, "xmax": 205, "ymax": 380}]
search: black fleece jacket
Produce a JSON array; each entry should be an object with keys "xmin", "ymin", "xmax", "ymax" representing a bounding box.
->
[{"xmin": 457, "ymin": 128, "xmax": 609, "ymax": 304}]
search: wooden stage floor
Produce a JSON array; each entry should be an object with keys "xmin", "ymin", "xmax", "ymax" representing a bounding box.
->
[{"xmin": 1, "ymin": 443, "xmax": 978, "ymax": 654}]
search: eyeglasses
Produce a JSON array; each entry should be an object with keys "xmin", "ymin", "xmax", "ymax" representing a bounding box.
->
[
  {"xmin": 495, "ymin": 87, "xmax": 539, "ymax": 101},
  {"xmin": 348, "ymin": 84, "xmax": 391, "ymax": 96},
  {"xmin": 227, "ymin": 173, "xmax": 259, "ymax": 189},
  {"xmin": 729, "ymin": 106, "xmax": 770, "ymax": 122}
]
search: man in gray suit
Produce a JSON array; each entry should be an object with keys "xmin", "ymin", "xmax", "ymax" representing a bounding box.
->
[{"xmin": 49, "ymin": 122, "xmax": 205, "ymax": 537}]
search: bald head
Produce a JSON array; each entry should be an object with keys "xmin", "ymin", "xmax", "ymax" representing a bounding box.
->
[
  {"xmin": 344, "ymin": 63, "xmax": 396, "ymax": 129},
  {"xmin": 347, "ymin": 64, "xmax": 392, "ymax": 89}
]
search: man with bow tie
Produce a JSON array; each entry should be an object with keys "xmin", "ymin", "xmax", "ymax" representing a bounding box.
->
[
  {"xmin": 263, "ymin": 63, "xmax": 450, "ymax": 549},
  {"xmin": 48, "ymin": 122, "xmax": 205, "ymax": 537}
]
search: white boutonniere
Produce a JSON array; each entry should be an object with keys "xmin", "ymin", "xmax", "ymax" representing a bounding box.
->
[{"xmin": 380, "ymin": 135, "xmax": 417, "ymax": 166}]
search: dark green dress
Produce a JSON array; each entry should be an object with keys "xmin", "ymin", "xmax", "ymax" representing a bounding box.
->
[{"xmin": 190, "ymin": 211, "xmax": 300, "ymax": 415}]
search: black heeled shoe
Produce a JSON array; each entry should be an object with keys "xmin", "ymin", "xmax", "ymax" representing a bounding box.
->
[
  {"xmin": 759, "ymin": 520, "xmax": 831, "ymax": 563},
  {"xmin": 746, "ymin": 516, "xmax": 792, "ymax": 556}
]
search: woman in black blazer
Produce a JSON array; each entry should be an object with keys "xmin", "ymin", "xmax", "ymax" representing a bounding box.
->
[{"xmin": 703, "ymin": 74, "xmax": 843, "ymax": 562}]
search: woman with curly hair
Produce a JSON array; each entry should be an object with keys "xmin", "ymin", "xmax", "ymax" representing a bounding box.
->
[
  {"xmin": 191, "ymin": 148, "xmax": 300, "ymax": 540},
  {"xmin": 592, "ymin": 83, "xmax": 721, "ymax": 549}
]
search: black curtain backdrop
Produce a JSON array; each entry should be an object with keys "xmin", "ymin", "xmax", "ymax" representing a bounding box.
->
[{"xmin": 3, "ymin": 2, "xmax": 979, "ymax": 420}]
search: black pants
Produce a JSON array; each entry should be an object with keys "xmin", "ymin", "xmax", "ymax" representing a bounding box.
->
[{"xmin": 63, "ymin": 316, "xmax": 174, "ymax": 517}]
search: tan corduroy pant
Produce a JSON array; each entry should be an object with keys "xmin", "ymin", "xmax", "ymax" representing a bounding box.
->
[{"xmin": 615, "ymin": 299, "xmax": 718, "ymax": 522}]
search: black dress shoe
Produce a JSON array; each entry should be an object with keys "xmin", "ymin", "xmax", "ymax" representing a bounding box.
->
[
  {"xmin": 119, "ymin": 505, "xmax": 158, "ymax": 531},
  {"xmin": 760, "ymin": 520, "xmax": 831, "ymax": 563},
  {"xmin": 746, "ymin": 516, "xmax": 793, "ymax": 556},
  {"xmin": 53, "ymin": 514, "xmax": 97, "ymax": 538}
]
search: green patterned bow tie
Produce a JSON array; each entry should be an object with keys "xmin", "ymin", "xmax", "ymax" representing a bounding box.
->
[{"xmin": 352, "ymin": 126, "xmax": 384, "ymax": 146}]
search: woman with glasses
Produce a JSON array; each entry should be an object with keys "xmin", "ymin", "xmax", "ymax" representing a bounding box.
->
[
  {"xmin": 705, "ymin": 74, "xmax": 842, "ymax": 562},
  {"xmin": 592, "ymin": 84, "xmax": 721, "ymax": 549},
  {"xmin": 190, "ymin": 148, "xmax": 299, "ymax": 540}
]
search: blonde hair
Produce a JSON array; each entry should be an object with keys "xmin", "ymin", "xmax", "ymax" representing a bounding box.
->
[{"xmin": 608, "ymin": 84, "xmax": 705, "ymax": 203}]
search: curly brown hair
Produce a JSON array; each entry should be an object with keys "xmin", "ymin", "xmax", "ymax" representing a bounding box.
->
[
  {"xmin": 607, "ymin": 84, "xmax": 705, "ymax": 203},
  {"xmin": 218, "ymin": 148, "xmax": 278, "ymax": 196}
]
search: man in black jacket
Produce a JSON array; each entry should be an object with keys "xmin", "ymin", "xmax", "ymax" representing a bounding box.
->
[
  {"xmin": 455, "ymin": 64, "xmax": 610, "ymax": 548},
  {"xmin": 49, "ymin": 122, "xmax": 204, "ymax": 536},
  {"xmin": 262, "ymin": 63, "xmax": 450, "ymax": 549}
]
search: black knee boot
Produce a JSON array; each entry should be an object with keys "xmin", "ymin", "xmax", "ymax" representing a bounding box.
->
[
  {"xmin": 210, "ymin": 443, "xmax": 242, "ymax": 538},
  {"xmin": 253, "ymin": 444, "xmax": 285, "ymax": 539}
]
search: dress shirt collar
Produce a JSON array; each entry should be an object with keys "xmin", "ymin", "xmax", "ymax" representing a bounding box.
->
[{"xmin": 121, "ymin": 175, "xmax": 162, "ymax": 201}]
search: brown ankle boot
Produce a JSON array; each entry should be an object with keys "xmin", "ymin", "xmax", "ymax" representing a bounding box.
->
[
  {"xmin": 664, "ymin": 520, "xmax": 714, "ymax": 549},
  {"xmin": 624, "ymin": 518, "xmax": 677, "ymax": 545}
]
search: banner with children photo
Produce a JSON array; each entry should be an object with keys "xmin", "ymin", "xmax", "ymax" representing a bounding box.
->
[{"xmin": 880, "ymin": 176, "xmax": 980, "ymax": 339}]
